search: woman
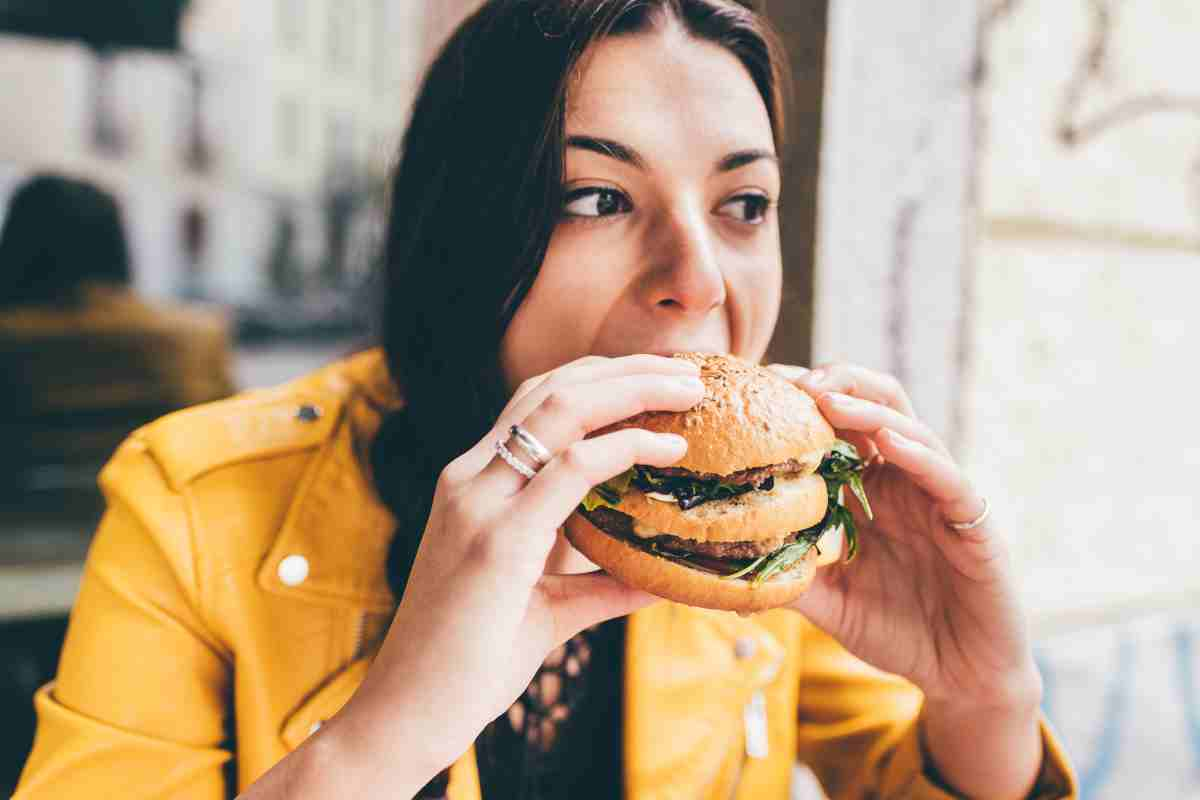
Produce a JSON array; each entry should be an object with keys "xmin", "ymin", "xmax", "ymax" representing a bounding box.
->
[{"xmin": 14, "ymin": 1, "xmax": 1077, "ymax": 798}]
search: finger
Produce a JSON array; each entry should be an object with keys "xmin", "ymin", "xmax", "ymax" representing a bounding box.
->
[
  {"xmin": 474, "ymin": 373, "xmax": 703, "ymax": 498},
  {"xmin": 841, "ymin": 430, "xmax": 879, "ymax": 467},
  {"xmin": 871, "ymin": 428, "xmax": 993, "ymax": 537},
  {"xmin": 817, "ymin": 392, "xmax": 950, "ymax": 457},
  {"xmin": 448, "ymin": 355, "xmax": 700, "ymax": 482},
  {"xmin": 774, "ymin": 361, "xmax": 916, "ymax": 418},
  {"xmin": 513, "ymin": 428, "xmax": 688, "ymax": 533},
  {"xmin": 536, "ymin": 572, "xmax": 658, "ymax": 647},
  {"xmin": 504, "ymin": 354, "xmax": 699, "ymax": 422}
]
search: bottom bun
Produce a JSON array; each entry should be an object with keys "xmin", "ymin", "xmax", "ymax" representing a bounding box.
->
[{"xmin": 564, "ymin": 512, "xmax": 819, "ymax": 614}]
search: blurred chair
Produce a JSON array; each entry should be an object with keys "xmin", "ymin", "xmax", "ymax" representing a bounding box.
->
[{"xmin": 0, "ymin": 173, "xmax": 235, "ymax": 499}]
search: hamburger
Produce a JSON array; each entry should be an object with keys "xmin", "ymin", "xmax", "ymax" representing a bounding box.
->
[{"xmin": 564, "ymin": 352, "xmax": 871, "ymax": 614}]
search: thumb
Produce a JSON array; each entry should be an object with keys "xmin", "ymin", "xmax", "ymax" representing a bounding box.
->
[
  {"xmin": 537, "ymin": 572, "xmax": 657, "ymax": 645},
  {"xmin": 785, "ymin": 568, "xmax": 844, "ymax": 641}
]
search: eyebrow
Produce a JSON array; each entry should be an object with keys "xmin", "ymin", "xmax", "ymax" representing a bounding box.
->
[{"xmin": 566, "ymin": 135, "xmax": 778, "ymax": 174}]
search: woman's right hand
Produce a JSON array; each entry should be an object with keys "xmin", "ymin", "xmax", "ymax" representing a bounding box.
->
[{"xmin": 327, "ymin": 354, "xmax": 705, "ymax": 792}]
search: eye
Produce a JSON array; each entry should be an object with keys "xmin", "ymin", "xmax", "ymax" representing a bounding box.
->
[
  {"xmin": 562, "ymin": 187, "xmax": 633, "ymax": 219},
  {"xmin": 718, "ymin": 193, "xmax": 773, "ymax": 225}
]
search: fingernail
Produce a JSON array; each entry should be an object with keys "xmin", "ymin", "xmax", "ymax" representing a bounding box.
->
[
  {"xmin": 881, "ymin": 428, "xmax": 911, "ymax": 446},
  {"xmin": 807, "ymin": 369, "xmax": 827, "ymax": 386},
  {"xmin": 822, "ymin": 391, "xmax": 854, "ymax": 407},
  {"xmin": 661, "ymin": 433, "xmax": 689, "ymax": 449},
  {"xmin": 768, "ymin": 364, "xmax": 807, "ymax": 377},
  {"xmin": 675, "ymin": 376, "xmax": 705, "ymax": 392}
]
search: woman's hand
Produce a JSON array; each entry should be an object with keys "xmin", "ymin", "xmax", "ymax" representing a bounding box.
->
[
  {"xmin": 767, "ymin": 362, "xmax": 1042, "ymax": 711},
  {"xmin": 329, "ymin": 354, "xmax": 704, "ymax": 793},
  {"xmin": 768, "ymin": 361, "xmax": 1046, "ymax": 796}
]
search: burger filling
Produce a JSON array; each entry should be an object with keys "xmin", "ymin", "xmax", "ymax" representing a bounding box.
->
[{"xmin": 579, "ymin": 440, "xmax": 872, "ymax": 585}]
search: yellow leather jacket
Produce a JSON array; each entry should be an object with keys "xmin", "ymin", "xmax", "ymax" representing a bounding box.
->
[{"xmin": 14, "ymin": 350, "xmax": 1078, "ymax": 799}]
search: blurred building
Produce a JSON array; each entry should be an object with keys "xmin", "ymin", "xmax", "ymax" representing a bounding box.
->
[{"xmin": 0, "ymin": 0, "xmax": 430, "ymax": 308}]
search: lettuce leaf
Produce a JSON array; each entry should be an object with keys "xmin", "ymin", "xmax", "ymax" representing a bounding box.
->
[{"xmin": 580, "ymin": 467, "xmax": 636, "ymax": 512}]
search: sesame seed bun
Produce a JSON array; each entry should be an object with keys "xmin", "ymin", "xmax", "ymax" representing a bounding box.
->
[
  {"xmin": 597, "ymin": 352, "xmax": 835, "ymax": 476},
  {"xmin": 572, "ymin": 353, "xmax": 842, "ymax": 613}
]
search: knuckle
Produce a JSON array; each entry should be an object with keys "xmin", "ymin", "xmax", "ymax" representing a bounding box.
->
[
  {"xmin": 436, "ymin": 463, "xmax": 461, "ymax": 491},
  {"xmin": 439, "ymin": 452, "xmax": 473, "ymax": 487},
  {"xmin": 883, "ymin": 373, "xmax": 908, "ymax": 400},
  {"xmin": 540, "ymin": 387, "xmax": 579, "ymax": 420},
  {"xmin": 558, "ymin": 440, "xmax": 593, "ymax": 472},
  {"xmin": 443, "ymin": 491, "xmax": 486, "ymax": 531}
]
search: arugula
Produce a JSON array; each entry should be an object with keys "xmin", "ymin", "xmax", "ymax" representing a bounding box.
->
[
  {"xmin": 729, "ymin": 439, "xmax": 873, "ymax": 583},
  {"xmin": 580, "ymin": 467, "xmax": 635, "ymax": 512},
  {"xmin": 579, "ymin": 439, "xmax": 873, "ymax": 585}
]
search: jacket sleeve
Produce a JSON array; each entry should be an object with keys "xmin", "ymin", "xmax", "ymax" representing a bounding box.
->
[
  {"xmin": 794, "ymin": 624, "xmax": 1078, "ymax": 799},
  {"xmin": 13, "ymin": 436, "xmax": 234, "ymax": 799}
]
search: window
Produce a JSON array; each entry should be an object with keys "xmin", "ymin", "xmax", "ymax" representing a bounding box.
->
[
  {"xmin": 326, "ymin": 112, "xmax": 355, "ymax": 174},
  {"xmin": 370, "ymin": 0, "xmax": 389, "ymax": 93},
  {"xmin": 326, "ymin": 0, "xmax": 356, "ymax": 73},
  {"xmin": 277, "ymin": 0, "xmax": 306, "ymax": 52},
  {"xmin": 278, "ymin": 96, "xmax": 302, "ymax": 161},
  {"xmin": 91, "ymin": 54, "xmax": 124, "ymax": 155}
]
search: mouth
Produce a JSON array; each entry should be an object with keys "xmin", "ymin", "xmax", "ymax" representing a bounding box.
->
[{"xmin": 643, "ymin": 347, "xmax": 731, "ymax": 358}]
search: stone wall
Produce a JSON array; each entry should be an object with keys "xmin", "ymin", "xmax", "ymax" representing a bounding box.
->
[{"xmin": 968, "ymin": 0, "xmax": 1200, "ymax": 625}]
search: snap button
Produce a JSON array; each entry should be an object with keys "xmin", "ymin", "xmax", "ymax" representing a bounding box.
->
[
  {"xmin": 277, "ymin": 555, "xmax": 310, "ymax": 586},
  {"xmin": 296, "ymin": 404, "xmax": 322, "ymax": 422},
  {"xmin": 734, "ymin": 636, "xmax": 757, "ymax": 660},
  {"xmin": 308, "ymin": 720, "xmax": 323, "ymax": 737}
]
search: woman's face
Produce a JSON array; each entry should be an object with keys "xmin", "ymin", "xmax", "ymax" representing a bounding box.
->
[{"xmin": 499, "ymin": 26, "xmax": 783, "ymax": 391}]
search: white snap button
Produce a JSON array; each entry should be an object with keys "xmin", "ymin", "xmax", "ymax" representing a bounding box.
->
[
  {"xmin": 734, "ymin": 636, "xmax": 757, "ymax": 660},
  {"xmin": 308, "ymin": 720, "xmax": 323, "ymax": 737},
  {"xmin": 277, "ymin": 555, "xmax": 310, "ymax": 586}
]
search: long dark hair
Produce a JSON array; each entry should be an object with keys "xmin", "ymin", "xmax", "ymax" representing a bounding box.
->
[
  {"xmin": 0, "ymin": 173, "xmax": 131, "ymax": 309},
  {"xmin": 372, "ymin": 0, "xmax": 790, "ymax": 605}
]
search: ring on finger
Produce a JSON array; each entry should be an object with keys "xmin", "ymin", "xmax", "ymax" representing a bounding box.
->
[
  {"xmin": 493, "ymin": 439, "xmax": 539, "ymax": 480},
  {"xmin": 509, "ymin": 423, "xmax": 552, "ymax": 466},
  {"xmin": 945, "ymin": 497, "xmax": 991, "ymax": 532}
]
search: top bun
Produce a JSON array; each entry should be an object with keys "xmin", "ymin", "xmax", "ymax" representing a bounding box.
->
[{"xmin": 599, "ymin": 353, "xmax": 836, "ymax": 476}]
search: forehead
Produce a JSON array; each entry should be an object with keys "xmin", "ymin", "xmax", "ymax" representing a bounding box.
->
[{"xmin": 565, "ymin": 29, "xmax": 774, "ymax": 153}]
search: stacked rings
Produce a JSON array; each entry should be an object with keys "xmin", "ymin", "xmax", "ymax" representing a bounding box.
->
[{"xmin": 493, "ymin": 424, "xmax": 552, "ymax": 481}]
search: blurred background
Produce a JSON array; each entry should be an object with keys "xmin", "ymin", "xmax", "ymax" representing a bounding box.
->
[{"xmin": 1, "ymin": 1, "xmax": 1197, "ymax": 797}]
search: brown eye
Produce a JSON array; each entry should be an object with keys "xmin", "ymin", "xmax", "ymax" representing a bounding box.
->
[
  {"xmin": 719, "ymin": 194, "xmax": 772, "ymax": 224},
  {"xmin": 563, "ymin": 187, "xmax": 632, "ymax": 218}
]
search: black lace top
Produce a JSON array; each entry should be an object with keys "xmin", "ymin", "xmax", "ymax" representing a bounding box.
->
[{"xmin": 416, "ymin": 618, "xmax": 626, "ymax": 799}]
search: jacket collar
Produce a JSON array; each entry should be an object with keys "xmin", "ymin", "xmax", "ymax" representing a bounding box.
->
[{"xmin": 256, "ymin": 349, "xmax": 402, "ymax": 612}]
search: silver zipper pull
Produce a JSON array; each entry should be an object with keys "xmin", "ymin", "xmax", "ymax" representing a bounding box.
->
[{"xmin": 743, "ymin": 690, "xmax": 769, "ymax": 759}]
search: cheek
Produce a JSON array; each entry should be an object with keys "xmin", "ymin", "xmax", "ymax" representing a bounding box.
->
[
  {"xmin": 498, "ymin": 235, "xmax": 623, "ymax": 389},
  {"xmin": 728, "ymin": 249, "xmax": 782, "ymax": 360}
]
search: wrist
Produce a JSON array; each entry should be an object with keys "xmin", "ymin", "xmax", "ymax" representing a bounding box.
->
[
  {"xmin": 922, "ymin": 659, "xmax": 1044, "ymax": 718},
  {"xmin": 921, "ymin": 691, "xmax": 1044, "ymax": 799},
  {"xmin": 307, "ymin": 700, "xmax": 453, "ymax": 799}
]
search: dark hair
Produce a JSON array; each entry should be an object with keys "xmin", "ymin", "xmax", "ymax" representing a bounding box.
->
[
  {"xmin": 0, "ymin": 173, "xmax": 132, "ymax": 308},
  {"xmin": 372, "ymin": 0, "xmax": 789, "ymax": 605}
]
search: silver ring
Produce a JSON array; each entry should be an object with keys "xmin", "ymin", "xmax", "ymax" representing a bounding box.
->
[
  {"xmin": 946, "ymin": 497, "xmax": 991, "ymax": 531},
  {"xmin": 494, "ymin": 439, "xmax": 537, "ymax": 480},
  {"xmin": 509, "ymin": 424, "xmax": 552, "ymax": 466}
]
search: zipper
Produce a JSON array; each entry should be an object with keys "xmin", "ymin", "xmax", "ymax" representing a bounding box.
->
[
  {"xmin": 727, "ymin": 690, "xmax": 769, "ymax": 799},
  {"xmin": 350, "ymin": 611, "xmax": 368, "ymax": 660}
]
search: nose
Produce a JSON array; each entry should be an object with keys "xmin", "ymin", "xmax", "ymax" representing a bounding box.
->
[{"xmin": 643, "ymin": 203, "xmax": 726, "ymax": 316}]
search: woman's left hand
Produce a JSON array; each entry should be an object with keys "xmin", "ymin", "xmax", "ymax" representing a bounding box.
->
[{"xmin": 768, "ymin": 362, "xmax": 1043, "ymax": 712}]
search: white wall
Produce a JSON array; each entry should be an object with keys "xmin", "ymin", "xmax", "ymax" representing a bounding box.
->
[{"xmin": 969, "ymin": 0, "xmax": 1200, "ymax": 625}]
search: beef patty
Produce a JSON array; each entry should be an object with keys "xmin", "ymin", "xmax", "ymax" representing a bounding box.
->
[
  {"xmin": 582, "ymin": 506, "xmax": 810, "ymax": 560},
  {"xmin": 647, "ymin": 457, "xmax": 813, "ymax": 487}
]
